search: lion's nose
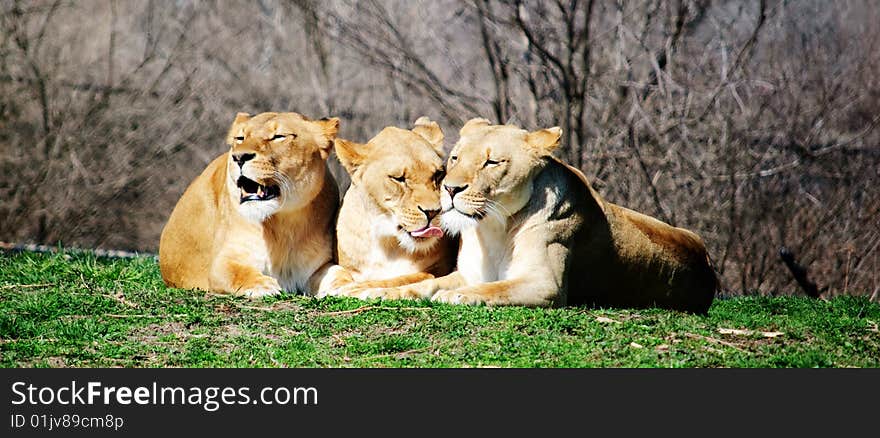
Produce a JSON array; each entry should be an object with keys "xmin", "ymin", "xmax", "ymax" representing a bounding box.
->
[
  {"xmin": 419, "ymin": 206, "xmax": 441, "ymax": 221},
  {"xmin": 443, "ymin": 184, "xmax": 467, "ymax": 199},
  {"xmin": 232, "ymin": 153, "xmax": 256, "ymax": 167}
]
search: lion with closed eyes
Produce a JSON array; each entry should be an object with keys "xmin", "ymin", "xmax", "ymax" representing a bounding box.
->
[
  {"xmin": 357, "ymin": 118, "xmax": 717, "ymax": 313},
  {"xmin": 318, "ymin": 117, "xmax": 457, "ymax": 299},
  {"xmin": 159, "ymin": 112, "xmax": 350, "ymax": 298}
]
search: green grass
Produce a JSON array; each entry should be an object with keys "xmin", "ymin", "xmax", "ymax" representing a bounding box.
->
[{"xmin": 1, "ymin": 251, "xmax": 879, "ymax": 368}]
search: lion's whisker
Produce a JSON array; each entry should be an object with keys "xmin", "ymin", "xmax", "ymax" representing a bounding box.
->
[
  {"xmin": 483, "ymin": 202, "xmax": 508, "ymax": 226},
  {"xmin": 273, "ymin": 171, "xmax": 293, "ymax": 199},
  {"xmin": 487, "ymin": 199, "xmax": 513, "ymax": 218}
]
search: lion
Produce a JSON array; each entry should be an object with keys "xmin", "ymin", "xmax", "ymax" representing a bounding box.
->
[
  {"xmin": 358, "ymin": 118, "xmax": 717, "ymax": 313},
  {"xmin": 159, "ymin": 111, "xmax": 350, "ymax": 298},
  {"xmin": 317, "ymin": 117, "xmax": 457, "ymax": 299}
]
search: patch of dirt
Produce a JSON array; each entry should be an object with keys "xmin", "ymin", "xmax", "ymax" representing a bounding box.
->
[
  {"xmin": 220, "ymin": 324, "xmax": 245, "ymax": 337},
  {"xmin": 374, "ymin": 325, "xmax": 419, "ymax": 337},
  {"xmin": 212, "ymin": 324, "xmax": 300, "ymax": 356},
  {"xmin": 18, "ymin": 356, "xmax": 69, "ymax": 368},
  {"xmin": 681, "ymin": 329, "xmax": 790, "ymax": 354},
  {"xmin": 213, "ymin": 302, "xmax": 240, "ymax": 316},
  {"xmin": 239, "ymin": 301, "xmax": 304, "ymax": 313},
  {"xmin": 217, "ymin": 323, "xmax": 298, "ymax": 341},
  {"xmin": 129, "ymin": 321, "xmax": 188, "ymax": 344}
]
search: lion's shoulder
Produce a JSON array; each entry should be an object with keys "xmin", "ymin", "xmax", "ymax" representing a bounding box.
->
[{"xmin": 517, "ymin": 157, "xmax": 605, "ymax": 224}]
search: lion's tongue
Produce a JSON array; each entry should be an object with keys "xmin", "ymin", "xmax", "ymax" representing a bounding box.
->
[{"xmin": 410, "ymin": 226, "xmax": 444, "ymax": 238}]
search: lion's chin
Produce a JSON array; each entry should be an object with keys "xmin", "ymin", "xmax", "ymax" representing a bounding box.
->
[
  {"xmin": 236, "ymin": 198, "xmax": 282, "ymax": 223},
  {"xmin": 440, "ymin": 210, "xmax": 479, "ymax": 236},
  {"xmin": 395, "ymin": 231, "xmax": 440, "ymax": 254}
]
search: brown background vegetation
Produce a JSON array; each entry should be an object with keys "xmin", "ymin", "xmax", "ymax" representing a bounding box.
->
[{"xmin": 1, "ymin": 0, "xmax": 878, "ymax": 298}]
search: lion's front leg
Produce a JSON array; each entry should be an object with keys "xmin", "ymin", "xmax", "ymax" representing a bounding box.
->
[
  {"xmin": 321, "ymin": 272, "xmax": 436, "ymax": 299},
  {"xmin": 210, "ymin": 260, "xmax": 282, "ymax": 298},
  {"xmin": 431, "ymin": 278, "xmax": 558, "ymax": 307},
  {"xmin": 308, "ymin": 263, "xmax": 356, "ymax": 297},
  {"xmin": 341, "ymin": 271, "xmax": 467, "ymax": 302}
]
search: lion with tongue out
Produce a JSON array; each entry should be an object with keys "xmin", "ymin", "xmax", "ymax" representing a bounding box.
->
[
  {"xmin": 159, "ymin": 112, "xmax": 351, "ymax": 297},
  {"xmin": 318, "ymin": 117, "xmax": 457, "ymax": 299}
]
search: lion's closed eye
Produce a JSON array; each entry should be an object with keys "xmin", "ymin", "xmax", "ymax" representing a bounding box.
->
[
  {"xmin": 271, "ymin": 133, "xmax": 296, "ymax": 142},
  {"xmin": 484, "ymin": 159, "xmax": 504, "ymax": 168}
]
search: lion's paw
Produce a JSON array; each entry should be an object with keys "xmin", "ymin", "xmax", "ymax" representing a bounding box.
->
[
  {"xmin": 315, "ymin": 284, "xmax": 350, "ymax": 299},
  {"xmin": 431, "ymin": 289, "xmax": 483, "ymax": 305},
  {"xmin": 354, "ymin": 287, "xmax": 421, "ymax": 301},
  {"xmin": 242, "ymin": 276, "xmax": 282, "ymax": 299}
]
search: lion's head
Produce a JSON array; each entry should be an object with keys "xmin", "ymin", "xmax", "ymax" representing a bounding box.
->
[
  {"xmin": 440, "ymin": 118, "xmax": 561, "ymax": 234},
  {"xmin": 335, "ymin": 117, "xmax": 447, "ymax": 252},
  {"xmin": 225, "ymin": 112, "xmax": 339, "ymax": 222}
]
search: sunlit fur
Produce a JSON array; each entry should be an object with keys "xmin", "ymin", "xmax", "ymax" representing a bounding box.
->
[
  {"xmin": 319, "ymin": 118, "xmax": 457, "ymax": 300},
  {"xmin": 439, "ymin": 119, "xmax": 543, "ymax": 235},
  {"xmin": 374, "ymin": 118, "xmax": 718, "ymax": 313},
  {"xmin": 159, "ymin": 112, "xmax": 350, "ymax": 298}
]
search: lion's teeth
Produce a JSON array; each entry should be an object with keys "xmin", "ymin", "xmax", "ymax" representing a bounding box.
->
[{"xmin": 257, "ymin": 186, "xmax": 264, "ymax": 197}]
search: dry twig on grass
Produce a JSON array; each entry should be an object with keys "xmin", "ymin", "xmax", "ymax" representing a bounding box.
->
[
  {"xmin": 102, "ymin": 292, "xmax": 139, "ymax": 308},
  {"xmin": 0, "ymin": 283, "xmax": 54, "ymax": 290},
  {"xmin": 103, "ymin": 313, "xmax": 188, "ymax": 319},
  {"xmin": 684, "ymin": 332, "xmax": 749, "ymax": 353},
  {"xmin": 316, "ymin": 305, "xmax": 431, "ymax": 317}
]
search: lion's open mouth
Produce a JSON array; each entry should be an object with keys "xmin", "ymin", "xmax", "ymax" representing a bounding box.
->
[{"xmin": 237, "ymin": 176, "xmax": 280, "ymax": 203}]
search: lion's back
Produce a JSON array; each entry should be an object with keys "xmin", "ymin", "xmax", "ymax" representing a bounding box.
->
[
  {"xmin": 159, "ymin": 153, "xmax": 227, "ymax": 290},
  {"xmin": 538, "ymin": 158, "xmax": 717, "ymax": 313}
]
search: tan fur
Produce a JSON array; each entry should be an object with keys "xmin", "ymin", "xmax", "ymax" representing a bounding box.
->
[
  {"xmin": 374, "ymin": 118, "xmax": 717, "ymax": 312},
  {"xmin": 317, "ymin": 117, "xmax": 457, "ymax": 300},
  {"xmin": 159, "ymin": 112, "xmax": 350, "ymax": 297}
]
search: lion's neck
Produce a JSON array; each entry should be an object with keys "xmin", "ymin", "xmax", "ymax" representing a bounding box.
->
[
  {"xmin": 262, "ymin": 172, "xmax": 334, "ymax": 246},
  {"xmin": 263, "ymin": 207, "xmax": 313, "ymax": 238},
  {"xmin": 457, "ymin": 216, "xmax": 510, "ymax": 285},
  {"xmin": 494, "ymin": 179, "xmax": 533, "ymax": 219},
  {"xmin": 258, "ymin": 173, "xmax": 336, "ymax": 292}
]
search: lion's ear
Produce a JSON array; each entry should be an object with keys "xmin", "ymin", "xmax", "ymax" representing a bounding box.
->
[
  {"xmin": 334, "ymin": 139, "xmax": 369, "ymax": 174},
  {"xmin": 459, "ymin": 117, "xmax": 491, "ymax": 136},
  {"xmin": 412, "ymin": 116, "xmax": 445, "ymax": 155},
  {"xmin": 315, "ymin": 117, "xmax": 339, "ymax": 140},
  {"xmin": 526, "ymin": 126, "xmax": 562, "ymax": 156},
  {"xmin": 315, "ymin": 117, "xmax": 340, "ymax": 160},
  {"xmin": 233, "ymin": 112, "xmax": 251, "ymax": 124},
  {"xmin": 226, "ymin": 112, "xmax": 251, "ymax": 146},
  {"xmin": 316, "ymin": 117, "xmax": 340, "ymax": 140}
]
